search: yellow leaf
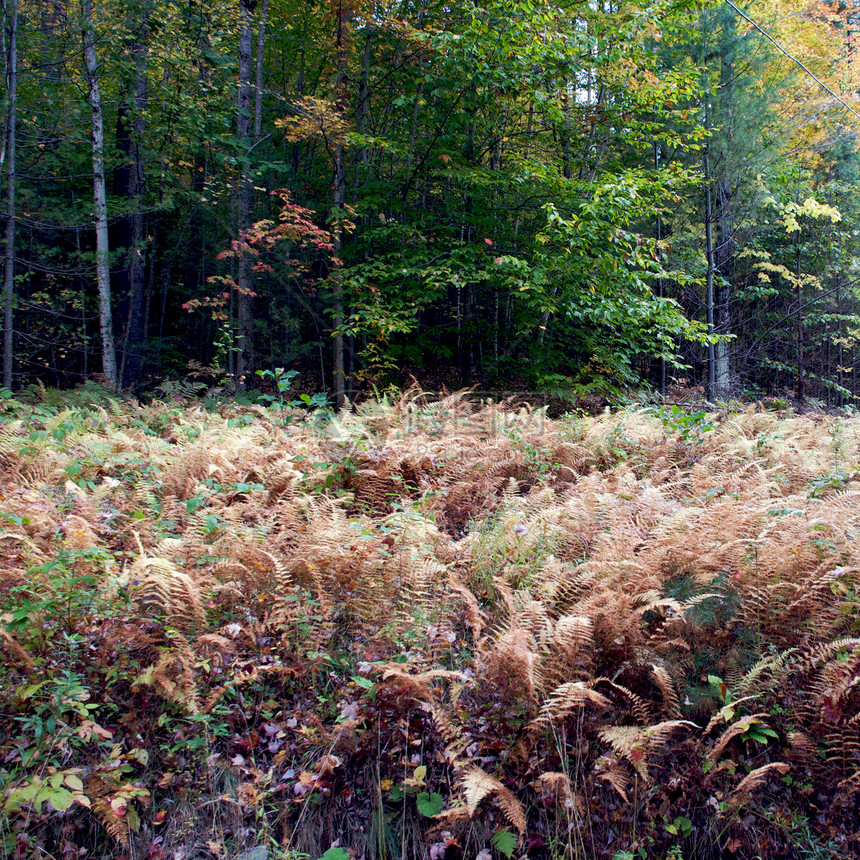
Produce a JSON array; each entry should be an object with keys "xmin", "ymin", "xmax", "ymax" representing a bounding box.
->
[{"xmin": 63, "ymin": 774, "xmax": 84, "ymax": 792}]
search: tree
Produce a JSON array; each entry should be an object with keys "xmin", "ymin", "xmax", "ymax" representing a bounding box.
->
[
  {"xmin": 114, "ymin": 0, "xmax": 150, "ymax": 390},
  {"xmin": 234, "ymin": 0, "xmax": 256, "ymax": 389},
  {"xmin": 2, "ymin": 0, "xmax": 17, "ymax": 389},
  {"xmin": 81, "ymin": 0, "xmax": 117, "ymax": 386}
]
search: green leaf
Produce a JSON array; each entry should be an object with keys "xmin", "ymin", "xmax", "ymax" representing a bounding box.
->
[
  {"xmin": 46, "ymin": 787, "xmax": 75, "ymax": 812},
  {"xmin": 491, "ymin": 829, "xmax": 518, "ymax": 857},
  {"xmin": 351, "ymin": 675, "xmax": 374, "ymax": 689},
  {"xmin": 319, "ymin": 849, "xmax": 350, "ymax": 860},
  {"xmin": 416, "ymin": 791, "xmax": 444, "ymax": 817},
  {"xmin": 63, "ymin": 774, "xmax": 84, "ymax": 792},
  {"xmin": 15, "ymin": 682, "xmax": 45, "ymax": 701}
]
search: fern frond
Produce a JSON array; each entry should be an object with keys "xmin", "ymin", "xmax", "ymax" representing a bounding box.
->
[
  {"xmin": 792, "ymin": 638, "xmax": 860, "ymax": 676},
  {"xmin": 595, "ymin": 758, "xmax": 631, "ymax": 802},
  {"xmin": 87, "ymin": 774, "xmax": 132, "ymax": 846},
  {"xmin": 650, "ymin": 665, "xmax": 681, "ymax": 718},
  {"xmin": 707, "ymin": 714, "xmax": 774, "ymax": 765},
  {"xmin": 594, "ymin": 678, "xmax": 651, "ymax": 725},
  {"xmin": 133, "ymin": 642, "xmax": 200, "ymax": 714},
  {"xmin": 599, "ymin": 720, "xmax": 693, "ymax": 781},
  {"xmin": 459, "ymin": 766, "xmax": 526, "ymax": 835},
  {"xmin": 531, "ymin": 682, "xmax": 611, "ymax": 728},
  {"xmin": 533, "ymin": 772, "xmax": 575, "ymax": 808},
  {"xmin": 726, "ymin": 762, "xmax": 790, "ymax": 807},
  {"xmin": 551, "ymin": 614, "xmax": 594, "ymax": 658},
  {"xmin": 1, "ymin": 628, "xmax": 35, "ymax": 670},
  {"xmin": 734, "ymin": 650, "xmax": 796, "ymax": 697},
  {"xmin": 129, "ymin": 556, "xmax": 207, "ymax": 631}
]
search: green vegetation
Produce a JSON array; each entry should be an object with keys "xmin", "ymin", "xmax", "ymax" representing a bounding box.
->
[{"xmin": 2, "ymin": 0, "xmax": 860, "ymax": 406}]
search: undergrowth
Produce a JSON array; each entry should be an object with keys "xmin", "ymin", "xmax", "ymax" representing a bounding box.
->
[{"xmin": 0, "ymin": 385, "xmax": 859, "ymax": 859}]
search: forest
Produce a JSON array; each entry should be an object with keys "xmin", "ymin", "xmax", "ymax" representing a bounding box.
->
[
  {"xmin": 2, "ymin": 0, "xmax": 860, "ymax": 402},
  {"xmin": 4, "ymin": 0, "xmax": 860, "ymax": 859}
]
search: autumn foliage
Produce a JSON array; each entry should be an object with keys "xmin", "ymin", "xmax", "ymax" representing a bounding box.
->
[{"xmin": 1, "ymin": 387, "xmax": 859, "ymax": 859}]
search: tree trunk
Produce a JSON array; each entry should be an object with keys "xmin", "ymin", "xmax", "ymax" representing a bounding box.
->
[
  {"xmin": 254, "ymin": 0, "xmax": 268, "ymax": 139},
  {"xmin": 2, "ymin": 0, "xmax": 17, "ymax": 389},
  {"xmin": 292, "ymin": 49, "xmax": 304, "ymax": 175},
  {"xmin": 331, "ymin": 0, "xmax": 348, "ymax": 408},
  {"xmin": 235, "ymin": 0, "xmax": 256, "ymax": 388},
  {"xmin": 704, "ymin": 145, "xmax": 716, "ymax": 402},
  {"xmin": 561, "ymin": 88, "xmax": 572, "ymax": 180},
  {"xmin": 654, "ymin": 142, "xmax": 665, "ymax": 396},
  {"xmin": 713, "ymin": 39, "xmax": 734, "ymax": 400},
  {"xmin": 116, "ymin": 12, "xmax": 148, "ymax": 390},
  {"xmin": 713, "ymin": 175, "xmax": 731, "ymax": 399},
  {"xmin": 796, "ymin": 243, "xmax": 804, "ymax": 405},
  {"xmin": 837, "ymin": 279, "xmax": 843, "ymax": 408},
  {"xmin": 82, "ymin": 0, "xmax": 117, "ymax": 386}
]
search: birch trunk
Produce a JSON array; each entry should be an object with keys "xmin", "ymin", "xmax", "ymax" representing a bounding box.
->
[
  {"xmin": 713, "ymin": 40, "xmax": 734, "ymax": 400},
  {"xmin": 714, "ymin": 176, "xmax": 732, "ymax": 399},
  {"xmin": 82, "ymin": 0, "xmax": 117, "ymax": 386},
  {"xmin": 704, "ymin": 145, "xmax": 716, "ymax": 402}
]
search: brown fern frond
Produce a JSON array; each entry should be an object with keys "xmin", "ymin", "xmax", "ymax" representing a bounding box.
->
[
  {"xmin": 533, "ymin": 772, "xmax": 576, "ymax": 808},
  {"xmin": 87, "ymin": 775, "xmax": 131, "ymax": 846},
  {"xmin": 91, "ymin": 798, "xmax": 132, "ymax": 846},
  {"xmin": 551, "ymin": 614, "xmax": 594, "ymax": 658},
  {"xmin": 380, "ymin": 666, "xmax": 470, "ymax": 704},
  {"xmin": 707, "ymin": 714, "xmax": 774, "ymax": 765},
  {"xmin": 725, "ymin": 762, "xmax": 790, "ymax": 807},
  {"xmin": 459, "ymin": 766, "xmax": 526, "ymax": 835},
  {"xmin": 836, "ymin": 769, "xmax": 860, "ymax": 798},
  {"xmin": 650, "ymin": 665, "xmax": 681, "ymax": 718},
  {"xmin": 598, "ymin": 726, "xmax": 650, "ymax": 780},
  {"xmin": 531, "ymin": 682, "xmax": 611, "ymax": 728},
  {"xmin": 594, "ymin": 678, "xmax": 651, "ymax": 725},
  {"xmin": 1, "ymin": 627, "xmax": 35, "ymax": 670},
  {"xmin": 599, "ymin": 720, "xmax": 693, "ymax": 781},
  {"xmin": 792, "ymin": 638, "xmax": 860, "ymax": 675},
  {"xmin": 422, "ymin": 701, "xmax": 468, "ymax": 764},
  {"xmin": 484, "ymin": 626, "xmax": 542, "ymax": 702},
  {"xmin": 101, "ymin": 623, "xmax": 161, "ymax": 663},
  {"xmin": 0, "ymin": 531, "xmax": 47, "ymax": 563},
  {"xmin": 129, "ymin": 556, "xmax": 207, "ymax": 631},
  {"xmin": 595, "ymin": 757, "xmax": 631, "ymax": 802},
  {"xmin": 265, "ymin": 460, "xmax": 302, "ymax": 504},
  {"xmin": 61, "ymin": 514, "xmax": 100, "ymax": 550},
  {"xmin": 545, "ymin": 569, "xmax": 599, "ymax": 614},
  {"xmin": 448, "ymin": 577, "xmax": 487, "ymax": 643},
  {"xmin": 133, "ymin": 640, "xmax": 200, "ymax": 714},
  {"xmin": 194, "ymin": 633, "xmax": 236, "ymax": 666}
]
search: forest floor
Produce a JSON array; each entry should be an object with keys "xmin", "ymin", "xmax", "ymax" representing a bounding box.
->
[{"xmin": 1, "ymin": 385, "xmax": 859, "ymax": 860}]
